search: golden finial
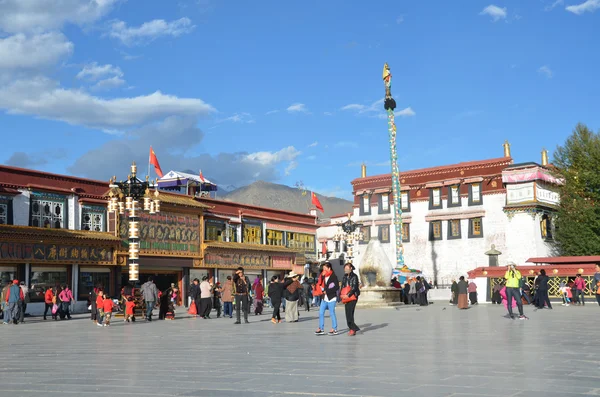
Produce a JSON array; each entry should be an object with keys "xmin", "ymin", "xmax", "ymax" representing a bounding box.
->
[
  {"xmin": 361, "ymin": 163, "xmax": 367, "ymax": 178},
  {"xmin": 541, "ymin": 148, "xmax": 549, "ymax": 166},
  {"xmin": 503, "ymin": 140, "xmax": 511, "ymax": 158},
  {"xmin": 382, "ymin": 63, "xmax": 390, "ymax": 81}
]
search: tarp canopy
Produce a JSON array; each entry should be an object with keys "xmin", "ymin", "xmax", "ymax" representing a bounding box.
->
[{"xmin": 158, "ymin": 170, "xmax": 218, "ymax": 191}]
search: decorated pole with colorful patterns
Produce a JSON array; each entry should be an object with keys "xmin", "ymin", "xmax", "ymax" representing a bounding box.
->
[{"xmin": 382, "ymin": 63, "xmax": 405, "ymax": 268}]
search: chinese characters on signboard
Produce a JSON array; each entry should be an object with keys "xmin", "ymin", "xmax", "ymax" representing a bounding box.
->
[
  {"xmin": 0, "ymin": 242, "xmax": 113, "ymax": 263},
  {"xmin": 204, "ymin": 252, "xmax": 270, "ymax": 267},
  {"xmin": 119, "ymin": 211, "xmax": 200, "ymax": 255}
]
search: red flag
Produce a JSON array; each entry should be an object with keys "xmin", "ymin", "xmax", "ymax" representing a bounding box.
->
[
  {"xmin": 321, "ymin": 241, "xmax": 327, "ymax": 255},
  {"xmin": 311, "ymin": 192, "xmax": 324, "ymax": 213},
  {"xmin": 149, "ymin": 146, "xmax": 163, "ymax": 178},
  {"xmin": 199, "ymin": 169, "xmax": 205, "ymax": 183}
]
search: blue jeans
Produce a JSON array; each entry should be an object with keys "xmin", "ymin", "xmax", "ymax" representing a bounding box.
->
[
  {"xmin": 223, "ymin": 302, "xmax": 233, "ymax": 317},
  {"xmin": 319, "ymin": 299, "xmax": 338, "ymax": 331},
  {"xmin": 145, "ymin": 301, "xmax": 155, "ymax": 319}
]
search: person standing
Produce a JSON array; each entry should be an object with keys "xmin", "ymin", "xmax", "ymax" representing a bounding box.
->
[
  {"xmin": 140, "ymin": 276, "xmax": 159, "ymax": 321},
  {"xmin": 59, "ymin": 284, "xmax": 74, "ymax": 320},
  {"xmin": 268, "ymin": 275, "xmax": 284, "ymax": 324},
  {"xmin": 221, "ymin": 276, "xmax": 234, "ymax": 319},
  {"xmin": 505, "ymin": 263, "xmax": 528, "ymax": 320},
  {"xmin": 233, "ymin": 267, "xmax": 250, "ymax": 324},
  {"xmin": 283, "ymin": 273, "xmax": 301, "ymax": 323},
  {"xmin": 409, "ymin": 278, "xmax": 417, "ymax": 305},
  {"xmin": 199, "ymin": 276, "xmax": 213, "ymax": 319},
  {"xmin": 5, "ymin": 280, "xmax": 23, "ymax": 325},
  {"xmin": 19, "ymin": 282, "xmax": 29, "ymax": 323},
  {"xmin": 90, "ymin": 284, "xmax": 100, "ymax": 324},
  {"xmin": 189, "ymin": 278, "xmax": 201, "ymax": 318},
  {"xmin": 314, "ymin": 263, "xmax": 340, "ymax": 336},
  {"xmin": 467, "ymin": 280, "xmax": 478, "ymax": 305},
  {"xmin": 593, "ymin": 264, "xmax": 600, "ymax": 306},
  {"xmin": 574, "ymin": 274, "xmax": 587, "ymax": 306},
  {"xmin": 521, "ymin": 279, "xmax": 532, "ymax": 305},
  {"xmin": 457, "ymin": 276, "xmax": 469, "ymax": 309},
  {"xmin": 44, "ymin": 286, "xmax": 55, "ymax": 321},
  {"xmin": 253, "ymin": 279, "xmax": 263, "ymax": 315},
  {"xmin": 213, "ymin": 282, "xmax": 223, "ymax": 318},
  {"xmin": 450, "ymin": 279, "xmax": 458, "ymax": 306},
  {"xmin": 302, "ymin": 278, "xmax": 312, "ymax": 312},
  {"xmin": 536, "ymin": 269, "xmax": 552, "ymax": 310},
  {"xmin": 340, "ymin": 263, "xmax": 360, "ymax": 336}
]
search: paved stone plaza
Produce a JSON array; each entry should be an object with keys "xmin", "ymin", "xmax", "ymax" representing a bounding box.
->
[{"xmin": 1, "ymin": 304, "xmax": 599, "ymax": 397}]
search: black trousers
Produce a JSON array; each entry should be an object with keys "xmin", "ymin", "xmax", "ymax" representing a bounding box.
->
[
  {"xmin": 304, "ymin": 294, "xmax": 311, "ymax": 311},
  {"xmin": 44, "ymin": 303, "xmax": 54, "ymax": 319},
  {"xmin": 596, "ymin": 294, "xmax": 600, "ymax": 306},
  {"xmin": 235, "ymin": 295, "xmax": 249, "ymax": 322},
  {"xmin": 469, "ymin": 292, "xmax": 478, "ymax": 304},
  {"xmin": 345, "ymin": 300, "xmax": 359, "ymax": 332},
  {"xmin": 19, "ymin": 302, "xmax": 27, "ymax": 322},
  {"xmin": 506, "ymin": 287, "xmax": 524, "ymax": 317},
  {"xmin": 194, "ymin": 297, "xmax": 202, "ymax": 316},
  {"xmin": 537, "ymin": 290, "xmax": 552, "ymax": 309},
  {"xmin": 200, "ymin": 298, "xmax": 212, "ymax": 317},
  {"xmin": 271, "ymin": 299, "xmax": 281, "ymax": 320}
]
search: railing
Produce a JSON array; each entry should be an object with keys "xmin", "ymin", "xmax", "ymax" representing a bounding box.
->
[{"xmin": 490, "ymin": 275, "xmax": 597, "ymax": 298}]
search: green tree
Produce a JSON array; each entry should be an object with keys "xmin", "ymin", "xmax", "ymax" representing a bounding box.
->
[{"xmin": 553, "ymin": 123, "xmax": 600, "ymax": 255}]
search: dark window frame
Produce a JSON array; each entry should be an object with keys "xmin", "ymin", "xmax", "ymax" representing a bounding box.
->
[
  {"xmin": 402, "ymin": 223, "xmax": 410, "ymax": 243},
  {"xmin": 378, "ymin": 193, "xmax": 391, "ymax": 215},
  {"xmin": 468, "ymin": 217, "xmax": 484, "ymax": 238},
  {"xmin": 360, "ymin": 226, "xmax": 371, "ymax": 244},
  {"xmin": 81, "ymin": 205, "xmax": 106, "ymax": 232},
  {"xmin": 468, "ymin": 183, "xmax": 483, "ymax": 206},
  {"xmin": 429, "ymin": 188, "xmax": 443, "ymax": 210},
  {"xmin": 429, "ymin": 221, "xmax": 443, "ymax": 241},
  {"xmin": 205, "ymin": 219, "xmax": 227, "ymax": 241},
  {"xmin": 29, "ymin": 192, "xmax": 68, "ymax": 229},
  {"xmin": 400, "ymin": 191, "xmax": 411, "ymax": 213},
  {"xmin": 447, "ymin": 185, "xmax": 462, "ymax": 208},
  {"xmin": 541, "ymin": 214, "xmax": 553, "ymax": 240},
  {"xmin": 378, "ymin": 225, "xmax": 390, "ymax": 243},
  {"xmin": 447, "ymin": 219, "xmax": 462, "ymax": 240},
  {"xmin": 0, "ymin": 196, "xmax": 14, "ymax": 225},
  {"xmin": 359, "ymin": 195, "xmax": 371, "ymax": 216}
]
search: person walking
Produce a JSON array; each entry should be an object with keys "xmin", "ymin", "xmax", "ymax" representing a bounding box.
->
[
  {"xmin": 199, "ymin": 276, "xmax": 213, "ymax": 319},
  {"xmin": 536, "ymin": 269, "xmax": 552, "ymax": 310},
  {"xmin": 340, "ymin": 263, "xmax": 360, "ymax": 336},
  {"xmin": 314, "ymin": 263, "xmax": 340, "ymax": 336},
  {"xmin": 409, "ymin": 278, "xmax": 417, "ymax": 305},
  {"xmin": 5, "ymin": 280, "xmax": 23, "ymax": 325},
  {"xmin": 189, "ymin": 278, "xmax": 201, "ymax": 318},
  {"xmin": 213, "ymin": 282, "xmax": 223, "ymax": 318},
  {"xmin": 283, "ymin": 273, "xmax": 301, "ymax": 323},
  {"xmin": 59, "ymin": 285, "xmax": 74, "ymax": 320},
  {"xmin": 302, "ymin": 278, "xmax": 312, "ymax": 312},
  {"xmin": 233, "ymin": 267, "xmax": 250, "ymax": 324},
  {"xmin": 574, "ymin": 274, "xmax": 587, "ymax": 306},
  {"xmin": 521, "ymin": 279, "xmax": 532, "ymax": 305},
  {"xmin": 467, "ymin": 280, "xmax": 478, "ymax": 305},
  {"xmin": 44, "ymin": 286, "xmax": 55, "ymax": 321},
  {"xmin": 268, "ymin": 275, "xmax": 284, "ymax": 324},
  {"xmin": 90, "ymin": 284, "xmax": 101, "ymax": 324},
  {"xmin": 594, "ymin": 264, "xmax": 600, "ymax": 306},
  {"xmin": 457, "ymin": 276, "xmax": 469, "ymax": 309},
  {"xmin": 505, "ymin": 263, "xmax": 528, "ymax": 320},
  {"xmin": 19, "ymin": 282, "xmax": 29, "ymax": 323},
  {"xmin": 140, "ymin": 276, "xmax": 159, "ymax": 321},
  {"xmin": 253, "ymin": 279, "xmax": 263, "ymax": 315},
  {"xmin": 221, "ymin": 276, "xmax": 234, "ymax": 319}
]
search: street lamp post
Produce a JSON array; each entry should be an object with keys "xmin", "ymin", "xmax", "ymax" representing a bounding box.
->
[
  {"xmin": 336, "ymin": 213, "xmax": 362, "ymax": 266},
  {"xmin": 107, "ymin": 161, "xmax": 160, "ymax": 282}
]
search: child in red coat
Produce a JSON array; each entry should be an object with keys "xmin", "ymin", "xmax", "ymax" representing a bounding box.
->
[
  {"xmin": 125, "ymin": 297, "xmax": 136, "ymax": 323},
  {"xmin": 102, "ymin": 296, "xmax": 114, "ymax": 327},
  {"xmin": 95, "ymin": 290, "xmax": 105, "ymax": 327}
]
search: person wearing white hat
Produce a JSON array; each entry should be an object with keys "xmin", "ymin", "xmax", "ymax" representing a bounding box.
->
[
  {"xmin": 504, "ymin": 262, "xmax": 528, "ymax": 320},
  {"xmin": 283, "ymin": 272, "xmax": 301, "ymax": 323}
]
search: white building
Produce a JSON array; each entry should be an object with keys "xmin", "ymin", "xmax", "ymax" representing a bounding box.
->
[{"xmin": 317, "ymin": 144, "xmax": 561, "ymax": 287}]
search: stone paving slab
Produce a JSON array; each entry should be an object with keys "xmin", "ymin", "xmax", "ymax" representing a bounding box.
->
[{"xmin": 1, "ymin": 304, "xmax": 599, "ymax": 397}]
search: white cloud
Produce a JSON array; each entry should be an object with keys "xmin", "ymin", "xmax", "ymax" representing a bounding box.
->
[
  {"xmin": 397, "ymin": 107, "xmax": 416, "ymax": 117},
  {"xmin": 284, "ymin": 161, "xmax": 298, "ymax": 176},
  {"xmin": 566, "ymin": 0, "xmax": 600, "ymax": 14},
  {"xmin": 538, "ymin": 65, "xmax": 553, "ymax": 78},
  {"xmin": 77, "ymin": 62, "xmax": 123, "ymax": 81},
  {"xmin": 323, "ymin": 111, "xmax": 333, "ymax": 116},
  {"xmin": 218, "ymin": 112, "xmax": 254, "ymax": 124},
  {"xmin": 109, "ymin": 17, "xmax": 195, "ymax": 46},
  {"xmin": 480, "ymin": 5, "xmax": 508, "ymax": 21},
  {"xmin": 545, "ymin": 0, "xmax": 564, "ymax": 11},
  {"xmin": 265, "ymin": 110, "xmax": 279, "ymax": 115},
  {"xmin": 0, "ymin": 77, "xmax": 215, "ymax": 130},
  {"xmin": 307, "ymin": 155, "xmax": 317, "ymax": 161},
  {"xmin": 334, "ymin": 141, "xmax": 359, "ymax": 149},
  {"xmin": 308, "ymin": 141, "xmax": 318, "ymax": 148},
  {"xmin": 92, "ymin": 76, "xmax": 125, "ymax": 90},
  {"xmin": 0, "ymin": 32, "xmax": 73, "ymax": 70},
  {"xmin": 242, "ymin": 146, "xmax": 301, "ymax": 166},
  {"xmin": 287, "ymin": 103, "xmax": 308, "ymax": 113},
  {"xmin": 0, "ymin": 0, "xmax": 119, "ymax": 33}
]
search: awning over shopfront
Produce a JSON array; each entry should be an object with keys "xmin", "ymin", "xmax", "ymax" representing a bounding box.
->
[{"xmin": 0, "ymin": 225, "xmax": 120, "ymax": 265}]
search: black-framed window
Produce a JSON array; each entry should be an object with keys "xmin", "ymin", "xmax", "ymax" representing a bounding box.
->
[
  {"xmin": 360, "ymin": 226, "xmax": 371, "ymax": 244},
  {"xmin": 448, "ymin": 185, "xmax": 461, "ymax": 208},
  {"xmin": 360, "ymin": 195, "xmax": 371, "ymax": 215},
  {"xmin": 81, "ymin": 205, "xmax": 105, "ymax": 232},
  {"xmin": 469, "ymin": 217, "xmax": 484, "ymax": 238},
  {"xmin": 205, "ymin": 219, "xmax": 227, "ymax": 241},
  {"xmin": 429, "ymin": 221, "xmax": 442, "ymax": 241},
  {"xmin": 378, "ymin": 194, "xmax": 391, "ymax": 214},
  {"xmin": 378, "ymin": 225, "xmax": 390, "ymax": 243},
  {"xmin": 30, "ymin": 192, "xmax": 67, "ymax": 229},
  {"xmin": 402, "ymin": 223, "xmax": 410, "ymax": 242},
  {"xmin": 448, "ymin": 219, "xmax": 461, "ymax": 239},
  {"xmin": 429, "ymin": 188, "xmax": 442, "ymax": 210},
  {"xmin": 334, "ymin": 240, "xmax": 340, "ymax": 252},
  {"xmin": 242, "ymin": 219, "xmax": 263, "ymax": 244},
  {"xmin": 400, "ymin": 191, "xmax": 411, "ymax": 212},
  {"xmin": 541, "ymin": 214, "xmax": 553, "ymax": 240},
  {"xmin": 0, "ymin": 196, "xmax": 14, "ymax": 225},
  {"xmin": 469, "ymin": 183, "xmax": 483, "ymax": 206}
]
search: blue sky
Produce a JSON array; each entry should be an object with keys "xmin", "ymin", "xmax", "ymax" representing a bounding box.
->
[{"xmin": 0, "ymin": 0, "xmax": 598, "ymax": 199}]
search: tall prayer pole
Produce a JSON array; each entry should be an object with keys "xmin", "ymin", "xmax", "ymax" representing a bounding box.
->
[{"xmin": 382, "ymin": 63, "xmax": 404, "ymax": 267}]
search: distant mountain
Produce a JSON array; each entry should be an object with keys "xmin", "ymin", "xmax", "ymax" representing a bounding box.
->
[{"xmin": 220, "ymin": 181, "xmax": 352, "ymax": 218}]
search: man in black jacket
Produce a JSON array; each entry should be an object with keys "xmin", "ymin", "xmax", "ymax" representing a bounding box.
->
[
  {"xmin": 536, "ymin": 269, "xmax": 553, "ymax": 310},
  {"xmin": 341, "ymin": 263, "xmax": 360, "ymax": 336},
  {"xmin": 232, "ymin": 267, "xmax": 250, "ymax": 324},
  {"xmin": 189, "ymin": 278, "xmax": 201, "ymax": 317},
  {"xmin": 268, "ymin": 275, "xmax": 284, "ymax": 323}
]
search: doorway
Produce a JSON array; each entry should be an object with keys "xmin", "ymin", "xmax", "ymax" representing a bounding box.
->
[{"xmin": 122, "ymin": 272, "xmax": 179, "ymax": 293}]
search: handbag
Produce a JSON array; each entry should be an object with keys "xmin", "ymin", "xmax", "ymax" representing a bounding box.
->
[
  {"xmin": 51, "ymin": 304, "xmax": 59, "ymax": 314},
  {"xmin": 188, "ymin": 301, "xmax": 197, "ymax": 315},
  {"xmin": 340, "ymin": 285, "xmax": 357, "ymax": 304}
]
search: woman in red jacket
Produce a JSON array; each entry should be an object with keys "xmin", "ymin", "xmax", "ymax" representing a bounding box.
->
[{"xmin": 43, "ymin": 287, "xmax": 54, "ymax": 321}]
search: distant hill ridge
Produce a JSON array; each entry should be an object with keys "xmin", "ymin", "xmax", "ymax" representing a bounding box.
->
[{"xmin": 220, "ymin": 181, "xmax": 352, "ymax": 218}]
